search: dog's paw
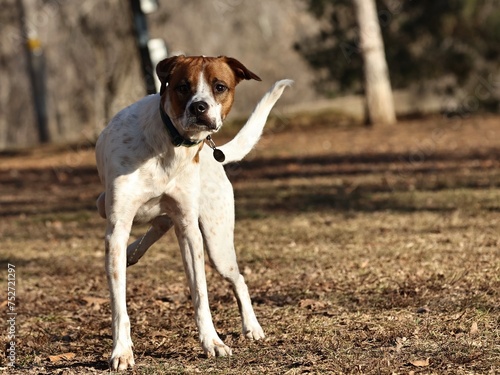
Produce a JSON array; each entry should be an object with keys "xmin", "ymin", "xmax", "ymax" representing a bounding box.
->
[
  {"xmin": 201, "ymin": 335, "xmax": 232, "ymax": 357},
  {"xmin": 109, "ymin": 344, "xmax": 135, "ymax": 371},
  {"xmin": 243, "ymin": 322, "xmax": 265, "ymax": 340}
]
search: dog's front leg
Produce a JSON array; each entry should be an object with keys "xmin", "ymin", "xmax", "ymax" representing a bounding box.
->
[
  {"xmin": 174, "ymin": 216, "xmax": 232, "ymax": 357},
  {"xmin": 105, "ymin": 218, "xmax": 135, "ymax": 371}
]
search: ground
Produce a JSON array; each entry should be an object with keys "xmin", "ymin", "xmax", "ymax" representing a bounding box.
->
[{"xmin": 0, "ymin": 114, "xmax": 499, "ymax": 374}]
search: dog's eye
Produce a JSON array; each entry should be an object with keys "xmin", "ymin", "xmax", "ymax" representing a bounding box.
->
[
  {"xmin": 176, "ymin": 84, "xmax": 190, "ymax": 95},
  {"xmin": 214, "ymin": 83, "xmax": 228, "ymax": 93}
]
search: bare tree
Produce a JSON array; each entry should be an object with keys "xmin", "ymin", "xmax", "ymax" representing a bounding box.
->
[{"xmin": 353, "ymin": 0, "xmax": 396, "ymax": 125}]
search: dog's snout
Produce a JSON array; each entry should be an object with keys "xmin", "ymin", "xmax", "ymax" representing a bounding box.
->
[{"xmin": 189, "ymin": 101, "xmax": 208, "ymax": 116}]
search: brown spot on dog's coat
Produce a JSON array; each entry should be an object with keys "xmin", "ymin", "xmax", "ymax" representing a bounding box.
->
[{"xmin": 193, "ymin": 143, "xmax": 204, "ymax": 163}]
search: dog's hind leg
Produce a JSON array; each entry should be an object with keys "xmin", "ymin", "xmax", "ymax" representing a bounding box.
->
[
  {"xmin": 97, "ymin": 192, "xmax": 173, "ymax": 267},
  {"xmin": 199, "ymin": 169, "xmax": 264, "ymax": 340},
  {"xmin": 126, "ymin": 216, "xmax": 173, "ymax": 266},
  {"xmin": 96, "ymin": 192, "xmax": 107, "ymax": 218}
]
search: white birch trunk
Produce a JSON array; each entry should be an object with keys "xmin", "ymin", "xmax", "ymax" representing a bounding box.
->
[{"xmin": 353, "ymin": 0, "xmax": 397, "ymax": 125}]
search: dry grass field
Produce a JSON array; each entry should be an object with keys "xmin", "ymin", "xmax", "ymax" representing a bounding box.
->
[{"xmin": 1, "ymin": 114, "xmax": 499, "ymax": 374}]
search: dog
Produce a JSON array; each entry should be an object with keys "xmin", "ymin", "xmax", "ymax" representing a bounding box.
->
[{"xmin": 95, "ymin": 55, "xmax": 292, "ymax": 371}]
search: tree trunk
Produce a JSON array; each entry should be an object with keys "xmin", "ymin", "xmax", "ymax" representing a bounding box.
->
[{"xmin": 353, "ymin": 0, "xmax": 396, "ymax": 125}]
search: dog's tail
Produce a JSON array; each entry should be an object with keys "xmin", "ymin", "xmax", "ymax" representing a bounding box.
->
[{"xmin": 219, "ymin": 79, "xmax": 293, "ymax": 165}]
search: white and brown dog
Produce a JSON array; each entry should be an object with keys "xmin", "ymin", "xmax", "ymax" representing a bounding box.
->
[{"xmin": 95, "ymin": 55, "xmax": 291, "ymax": 370}]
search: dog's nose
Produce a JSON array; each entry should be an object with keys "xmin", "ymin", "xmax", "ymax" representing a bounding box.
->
[{"xmin": 189, "ymin": 101, "xmax": 208, "ymax": 116}]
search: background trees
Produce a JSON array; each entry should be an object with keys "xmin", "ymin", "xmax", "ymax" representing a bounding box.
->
[
  {"xmin": 295, "ymin": 0, "xmax": 500, "ymax": 111},
  {"xmin": 1, "ymin": 0, "xmax": 499, "ymax": 148},
  {"xmin": 353, "ymin": 0, "xmax": 396, "ymax": 125}
]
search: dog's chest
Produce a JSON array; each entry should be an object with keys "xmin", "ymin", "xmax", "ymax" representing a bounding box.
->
[
  {"xmin": 132, "ymin": 184, "xmax": 193, "ymax": 224},
  {"xmin": 132, "ymin": 154, "xmax": 201, "ymax": 223}
]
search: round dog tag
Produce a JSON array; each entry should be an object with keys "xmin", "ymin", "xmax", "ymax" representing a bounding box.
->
[{"xmin": 213, "ymin": 149, "xmax": 225, "ymax": 163}]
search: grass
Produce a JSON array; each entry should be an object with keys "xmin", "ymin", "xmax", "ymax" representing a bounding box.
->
[{"xmin": 0, "ymin": 115, "xmax": 499, "ymax": 374}]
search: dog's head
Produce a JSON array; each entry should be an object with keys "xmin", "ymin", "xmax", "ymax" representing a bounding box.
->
[{"xmin": 156, "ymin": 55, "xmax": 261, "ymax": 140}]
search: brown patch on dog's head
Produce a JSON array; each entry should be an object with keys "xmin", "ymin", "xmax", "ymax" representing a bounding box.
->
[
  {"xmin": 220, "ymin": 56, "xmax": 261, "ymax": 84},
  {"xmin": 156, "ymin": 55, "xmax": 261, "ymax": 96},
  {"xmin": 206, "ymin": 56, "xmax": 261, "ymax": 120},
  {"xmin": 156, "ymin": 55, "xmax": 262, "ymax": 133},
  {"xmin": 156, "ymin": 55, "xmax": 185, "ymax": 95}
]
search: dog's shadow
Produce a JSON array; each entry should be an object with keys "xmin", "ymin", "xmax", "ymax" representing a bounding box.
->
[{"xmin": 45, "ymin": 360, "xmax": 109, "ymax": 372}]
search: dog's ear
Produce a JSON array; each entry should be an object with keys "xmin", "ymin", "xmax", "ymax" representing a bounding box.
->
[
  {"xmin": 222, "ymin": 56, "xmax": 262, "ymax": 84},
  {"xmin": 156, "ymin": 55, "xmax": 185, "ymax": 95}
]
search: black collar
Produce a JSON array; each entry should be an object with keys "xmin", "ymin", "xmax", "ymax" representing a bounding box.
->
[{"xmin": 159, "ymin": 101, "xmax": 203, "ymax": 147}]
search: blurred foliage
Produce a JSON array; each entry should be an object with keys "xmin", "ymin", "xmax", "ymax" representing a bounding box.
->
[{"xmin": 295, "ymin": 0, "xmax": 500, "ymax": 98}]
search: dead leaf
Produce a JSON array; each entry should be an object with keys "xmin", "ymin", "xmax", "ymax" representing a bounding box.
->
[
  {"xmin": 395, "ymin": 337, "xmax": 407, "ymax": 352},
  {"xmin": 82, "ymin": 296, "xmax": 108, "ymax": 310},
  {"xmin": 299, "ymin": 299, "xmax": 326, "ymax": 310},
  {"xmin": 152, "ymin": 330, "xmax": 167, "ymax": 338},
  {"xmin": 448, "ymin": 311, "xmax": 467, "ymax": 321},
  {"xmin": 469, "ymin": 321, "xmax": 479, "ymax": 336},
  {"xmin": 47, "ymin": 352, "xmax": 76, "ymax": 363},
  {"xmin": 410, "ymin": 358, "xmax": 430, "ymax": 367},
  {"xmin": 154, "ymin": 337, "xmax": 167, "ymax": 349}
]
